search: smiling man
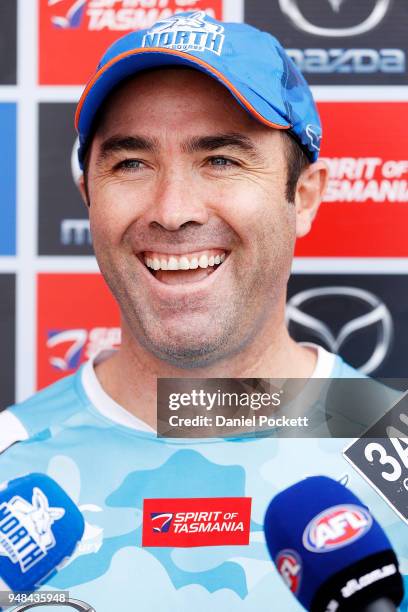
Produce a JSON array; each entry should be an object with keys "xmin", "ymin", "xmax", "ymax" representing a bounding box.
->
[
  {"xmin": 1, "ymin": 10, "xmax": 406, "ymax": 612},
  {"xmin": 80, "ymin": 63, "xmax": 327, "ymax": 429}
]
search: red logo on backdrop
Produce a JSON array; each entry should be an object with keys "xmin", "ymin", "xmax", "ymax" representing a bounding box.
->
[
  {"xmin": 142, "ymin": 497, "xmax": 251, "ymax": 547},
  {"xmin": 302, "ymin": 504, "xmax": 372, "ymax": 553},
  {"xmin": 37, "ymin": 274, "xmax": 120, "ymax": 389},
  {"xmin": 276, "ymin": 550, "xmax": 302, "ymax": 594},
  {"xmin": 40, "ymin": 0, "xmax": 224, "ymax": 84},
  {"xmin": 295, "ymin": 102, "xmax": 408, "ymax": 257}
]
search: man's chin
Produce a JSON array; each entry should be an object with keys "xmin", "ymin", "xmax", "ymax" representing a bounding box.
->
[{"xmin": 139, "ymin": 330, "xmax": 229, "ymax": 370}]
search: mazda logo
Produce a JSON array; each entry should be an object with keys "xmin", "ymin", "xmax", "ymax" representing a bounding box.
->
[
  {"xmin": 286, "ymin": 286, "xmax": 393, "ymax": 374},
  {"xmin": 279, "ymin": 0, "xmax": 392, "ymax": 37}
]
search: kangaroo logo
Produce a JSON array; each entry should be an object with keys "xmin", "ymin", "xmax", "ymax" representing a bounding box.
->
[
  {"xmin": 152, "ymin": 11, "xmax": 220, "ymax": 33},
  {"xmin": 0, "ymin": 488, "xmax": 65, "ymax": 572},
  {"xmin": 142, "ymin": 11, "xmax": 225, "ymax": 56}
]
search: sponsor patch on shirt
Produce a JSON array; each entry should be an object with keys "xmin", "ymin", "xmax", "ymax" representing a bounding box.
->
[{"xmin": 142, "ymin": 497, "xmax": 251, "ymax": 547}]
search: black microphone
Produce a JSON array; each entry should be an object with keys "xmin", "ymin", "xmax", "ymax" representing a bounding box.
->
[{"xmin": 362, "ymin": 599, "xmax": 397, "ymax": 612}]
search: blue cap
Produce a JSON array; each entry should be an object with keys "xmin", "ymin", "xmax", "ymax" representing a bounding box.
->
[{"xmin": 75, "ymin": 11, "xmax": 322, "ymax": 168}]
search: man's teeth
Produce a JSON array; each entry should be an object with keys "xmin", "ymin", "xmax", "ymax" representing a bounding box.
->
[{"xmin": 144, "ymin": 252, "xmax": 226, "ymax": 271}]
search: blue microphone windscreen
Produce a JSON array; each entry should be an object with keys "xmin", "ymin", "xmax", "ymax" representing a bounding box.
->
[
  {"xmin": 264, "ymin": 476, "xmax": 395, "ymax": 610},
  {"xmin": 0, "ymin": 473, "xmax": 84, "ymax": 591}
]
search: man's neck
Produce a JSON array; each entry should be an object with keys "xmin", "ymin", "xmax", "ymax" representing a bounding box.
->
[{"xmin": 94, "ymin": 321, "xmax": 317, "ymax": 430}]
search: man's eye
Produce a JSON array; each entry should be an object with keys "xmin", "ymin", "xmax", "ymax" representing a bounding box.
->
[
  {"xmin": 208, "ymin": 156, "xmax": 236, "ymax": 168},
  {"xmin": 115, "ymin": 159, "xmax": 145, "ymax": 171}
]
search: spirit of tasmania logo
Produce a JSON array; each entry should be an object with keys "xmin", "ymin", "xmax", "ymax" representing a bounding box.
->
[
  {"xmin": 143, "ymin": 497, "xmax": 252, "ymax": 547},
  {"xmin": 0, "ymin": 488, "xmax": 65, "ymax": 573},
  {"xmin": 41, "ymin": 1, "xmax": 222, "ymax": 84},
  {"xmin": 303, "ymin": 504, "xmax": 373, "ymax": 553},
  {"xmin": 151, "ymin": 512, "xmax": 174, "ymax": 533},
  {"xmin": 46, "ymin": 327, "xmax": 121, "ymax": 371},
  {"xmin": 47, "ymin": 1, "xmax": 220, "ymax": 32},
  {"xmin": 49, "ymin": 0, "xmax": 87, "ymax": 28}
]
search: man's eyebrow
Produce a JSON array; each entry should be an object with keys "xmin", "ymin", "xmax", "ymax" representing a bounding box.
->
[
  {"xmin": 96, "ymin": 132, "xmax": 265, "ymax": 163},
  {"xmin": 182, "ymin": 133, "xmax": 264, "ymax": 161},
  {"xmin": 97, "ymin": 135, "xmax": 159, "ymax": 160}
]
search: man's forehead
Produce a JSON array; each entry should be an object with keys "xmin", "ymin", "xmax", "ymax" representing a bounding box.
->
[
  {"xmin": 95, "ymin": 66, "xmax": 270, "ymax": 137},
  {"xmin": 105, "ymin": 65, "xmax": 230, "ymax": 101}
]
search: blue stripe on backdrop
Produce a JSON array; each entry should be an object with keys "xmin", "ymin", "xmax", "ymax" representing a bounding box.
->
[{"xmin": 0, "ymin": 103, "xmax": 16, "ymax": 256}]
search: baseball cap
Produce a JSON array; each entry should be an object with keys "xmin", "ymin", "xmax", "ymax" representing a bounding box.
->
[{"xmin": 75, "ymin": 10, "xmax": 322, "ymax": 168}]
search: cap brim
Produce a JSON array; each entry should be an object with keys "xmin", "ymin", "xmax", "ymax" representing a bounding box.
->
[{"xmin": 76, "ymin": 48, "xmax": 291, "ymax": 145}]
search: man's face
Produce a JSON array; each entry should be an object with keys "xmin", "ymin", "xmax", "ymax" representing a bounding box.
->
[{"xmin": 85, "ymin": 68, "xmax": 297, "ymax": 368}]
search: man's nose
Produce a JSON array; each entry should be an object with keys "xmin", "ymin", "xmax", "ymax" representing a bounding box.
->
[{"xmin": 146, "ymin": 170, "xmax": 209, "ymax": 231}]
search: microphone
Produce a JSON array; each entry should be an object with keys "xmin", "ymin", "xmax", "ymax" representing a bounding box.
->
[
  {"xmin": 0, "ymin": 473, "xmax": 84, "ymax": 595},
  {"xmin": 362, "ymin": 600, "xmax": 400, "ymax": 612},
  {"xmin": 264, "ymin": 476, "xmax": 404, "ymax": 611}
]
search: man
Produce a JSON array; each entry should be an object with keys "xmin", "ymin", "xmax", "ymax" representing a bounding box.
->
[{"xmin": 0, "ymin": 11, "xmax": 406, "ymax": 611}]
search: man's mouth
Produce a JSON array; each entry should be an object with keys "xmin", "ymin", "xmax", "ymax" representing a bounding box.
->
[{"xmin": 142, "ymin": 249, "xmax": 228, "ymax": 285}]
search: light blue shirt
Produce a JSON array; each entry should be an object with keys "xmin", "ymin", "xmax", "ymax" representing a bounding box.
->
[{"xmin": 0, "ymin": 354, "xmax": 407, "ymax": 611}]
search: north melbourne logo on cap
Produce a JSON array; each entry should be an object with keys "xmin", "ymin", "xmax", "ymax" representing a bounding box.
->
[{"xmin": 142, "ymin": 11, "xmax": 225, "ymax": 56}]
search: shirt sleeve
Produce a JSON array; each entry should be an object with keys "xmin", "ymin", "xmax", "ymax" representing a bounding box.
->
[{"xmin": 0, "ymin": 410, "xmax": 29, "ymax": 454}]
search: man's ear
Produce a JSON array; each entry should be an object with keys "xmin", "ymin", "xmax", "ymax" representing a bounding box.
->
[
  {"xmin": 294, "ymin": 160, "xmax": 329, "ymax": 238},
  {"xmin": 78, "ymin": 173, "xmax": 90, "ymax": 208}
]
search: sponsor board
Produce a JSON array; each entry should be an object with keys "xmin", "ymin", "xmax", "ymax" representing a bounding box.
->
[
  {"xmin": 39, "ymin": 104, "xmax": 92, "ymax": 255},
  {"xmin": 39, "ymin": 0, "xmax": 224, "ymax": 84},
  {"xmin": 245, "ymin": 0, "xmax": 408, "ymax": 85},
  {"xmin": 142, "ymin": 497, "xmax": 251, "ymax": 546},
  {"xmin": 0, "ymin": 0, "xmax": 17, "ymax": 84},
  {"xmin": 0, "ymin": 104, "xmax": 16, "ymax": 256},
  {"xmin": 296, "ymin": 102, "xmax": 408, "ymax": 257},
  {"xmin": 37, "ymin": 274, "xmax": 120, "ymax": 389},
  {"xmin": 0, "ymin": 275, "xmax": 15, "ymax": 411},
  {"xmin": 287, "ymin": 274, "xmax": 408, "ymax": 379}
]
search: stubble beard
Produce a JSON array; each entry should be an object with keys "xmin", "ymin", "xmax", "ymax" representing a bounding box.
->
[{"xmin": 98, "ymin": 254, "xmax": 279, "ymax": 370}]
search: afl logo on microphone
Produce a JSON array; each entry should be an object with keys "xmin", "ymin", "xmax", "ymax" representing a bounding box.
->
[
  {"xmin": 276, "ymin": 549, "xmax": 302, "ymax": 594},
  {"xmin": 303, "ymin": 504, "xmax": 372, "ymax": 553}
]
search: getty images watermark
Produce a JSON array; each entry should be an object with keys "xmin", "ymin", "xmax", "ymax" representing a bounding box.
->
[
  {"xmin": 157, "ymin": 378, "xmax": 406, "ymax": 438},
  {"xmin": 167, "ymin": 386, "xmax": 308, "ymax": 430},
  {"xmin": 157, "ymin": 378, "xmax": 316, "ymax": 438}
]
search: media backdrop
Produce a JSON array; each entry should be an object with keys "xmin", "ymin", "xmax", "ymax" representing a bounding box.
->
[{"xmin": 1, "ymin": 0, "xmax": 407, "ymax": 408}]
